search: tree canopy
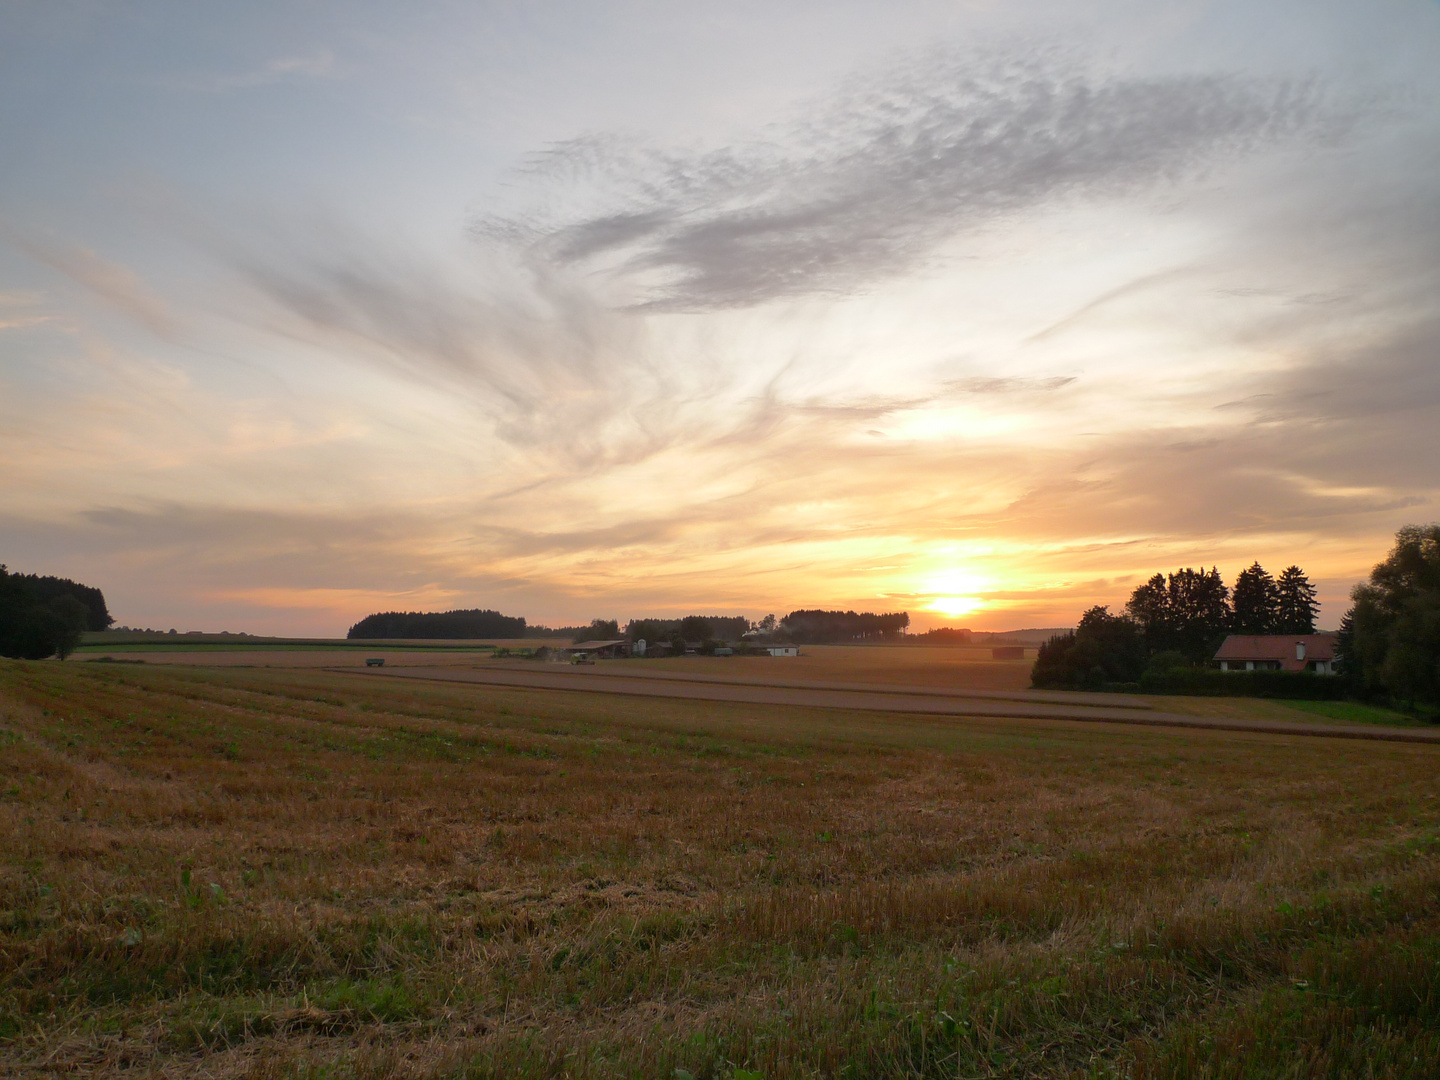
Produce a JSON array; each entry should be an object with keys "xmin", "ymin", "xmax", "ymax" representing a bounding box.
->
[
  {"xmin": 1124, "ymin": 567, "xmax": 1231, "ymax": 661},
  {"xmin": 779, "ymin": 610, "xmax": 909, "ymax": 644},
  {"xmin": 1339, "ymin": 524, "xmax": 1440, "ymax": 710},
  {"xmin": 1032, "ymin": 606, "xmax": 1147, "ymax": 689},
  {"xmin": 0, "ymin": 565, "xmax": 105, "ymax": 659},
  {"xmin": 623, "ymin": 616, "xmax": 751, "ymax": 644}
]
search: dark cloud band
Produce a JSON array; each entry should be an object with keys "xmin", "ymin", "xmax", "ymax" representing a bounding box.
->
[{"xmin": 482, "ymin": 49, "xmax": 1361, "ymax": 309}]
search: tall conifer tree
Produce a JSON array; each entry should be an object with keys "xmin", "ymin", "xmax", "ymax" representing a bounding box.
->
[
  {"xmin": 1232, "ymin": 562, "xmax": 1280, "ymax": 634},
  {"xmin": 1275, "ymin": 566, "xmax": 1319, "ymax": 634}
]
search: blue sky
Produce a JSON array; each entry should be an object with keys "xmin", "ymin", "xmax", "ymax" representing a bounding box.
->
[{"xmin": 3, "ymin": 1, "xmax": 1439, "ymax": 634}]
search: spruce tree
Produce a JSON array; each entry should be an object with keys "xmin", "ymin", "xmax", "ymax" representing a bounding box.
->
[
  {"xmin": 1232, "ymin": 562, "xmax": 1280, "ymax": 634},
  {"xmin": 1275, "ymin": 566, "xmax": 1319, "ymax": 634}
]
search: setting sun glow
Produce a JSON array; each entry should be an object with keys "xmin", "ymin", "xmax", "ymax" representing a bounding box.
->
[
  {"xmin": 920, "ymin": 569, "xmax": 990, "ymax": 621},
  {"xmin": 928, "ymin": 595, "xmax": 983, "ymax": 619}
]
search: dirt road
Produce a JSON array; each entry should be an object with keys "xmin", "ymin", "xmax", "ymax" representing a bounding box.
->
[{"xmin": 338, "ymin": 664, "xmax": 1440, "ymax": 744}]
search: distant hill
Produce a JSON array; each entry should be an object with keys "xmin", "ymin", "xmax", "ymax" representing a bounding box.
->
[{"xmin": 347, "ymin": 609, "xmax": 526, "ymax": 640}]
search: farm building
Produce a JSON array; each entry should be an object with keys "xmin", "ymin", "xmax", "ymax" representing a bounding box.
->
[
  {"xmin": 568, "ymin": 639, "xmax": 629, "ymax": 659},
  {"xmin": 761, "ymin": 644, "xmax": 798, "ymax": 657},
  {"xmin": 1213, "ymin": 633, "xmax": 1338, "ymax": 674}
]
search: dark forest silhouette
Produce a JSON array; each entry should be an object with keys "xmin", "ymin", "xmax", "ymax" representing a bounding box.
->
[
  {"xmin": 1339, "ymin": 524, "xmax": 1440, "ymax": 712},
  {"xmin": 0, "ymin": 565, "xmax": 113, "ymax": 660},
  {"xmin": 347, "ymin": 609, "xmax": 527, "ymax": 639},
  {"xmin": 778, "ymin": 609, "xmax": 910, "ymax": 643},
  {"xmin": 345, "ymin": 607, "xmax": 914, "ymax": 647}
]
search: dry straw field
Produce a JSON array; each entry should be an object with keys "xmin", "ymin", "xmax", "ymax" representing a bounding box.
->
[{"xmin": 2, "ymin": 658, "xmax": 1439, "ymax": 1078}]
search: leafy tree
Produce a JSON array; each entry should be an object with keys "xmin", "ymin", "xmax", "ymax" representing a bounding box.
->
[
  {"xmin": 1274, "ymin": 565, "xmax": 1319, "ymax": 634},
  {"xmin": 757, "ymin": 614, "xmax": 777, "ymax": 634},
  {"xmin": 1339, "ymin": 524, "xmax": 1440, "ymax": 709},
  {"xmin": 679, "ymin": 616, "xmax": 713, "ymax": 642},
  {"xmin": 1126, "ymin": 567, "xmax": 1230, "ymax": 661},
  {"xmin": 586, "ymin": 618, "xmax": 620, "ymax": 640},
  {"xmin": 624, "ymin": 615, "xmax": 750, "ymax": 644},
  {"xmin": 0, "ymin": 566, "xmax": 91, "ymax": 659},
  {"xmin": 1032, "ymin": 607, "xmax": 1146, "ymax": 689},
  {"xmin": 1125, "ymin": 574, "xmax": 1171, "ymax": 648},
  {"xmin": 1167, "ymin": 567, "xmax": 1231, "ymax": 659},
  {"xmin": 625, "ymin": 619, "xmax": 666, "ymax": 644},
  {"xmin": 10, "ymin": 573, "xmax": 113, "ymax": 631},
  {"xmin": 1231, "ymin": 562, "xmax": 1279, "ymax": 634},
  {"xmin": 1382, "ymin": 591, "xmax": 1440, "ymax": 709}
]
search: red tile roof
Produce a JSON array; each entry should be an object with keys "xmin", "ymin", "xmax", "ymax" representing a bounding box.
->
[{"xmin": 1213, "ymin": 633, "xmax": 1337, "ymax": 672}]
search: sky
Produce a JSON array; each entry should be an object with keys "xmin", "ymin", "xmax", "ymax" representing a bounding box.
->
[{"xmin": 2, "ymin": 0, "xmax": 1439, "ymax": 636}]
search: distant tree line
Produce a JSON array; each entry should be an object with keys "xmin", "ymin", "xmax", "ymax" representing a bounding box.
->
[
  {"xmin": 909, "ymin": 627, "xmax": 974, "ymax": 645},
  {"xmin": 525, "ymin": 624, "xmax": 597, "ymax": 639},
  {"xmin": 622, "ymin": 611, "xmax": 910, "ymax": 646},
  {"xmin": 0, "ymin": 565, "xmax": 113, "ymax": 660},
  {"xmin": 1034, "ymin": 562, "xmax": 1318, "ymax": 689},
  {"xmin": 623, "ymin": 616, "xmax": 752, "ymax": 644},
  {"xmin": 347, "ymin": 609, "xmax": 526, "ymax": 639},
  {"xmin": 777, "ymin": 610, "xmax": 910, "ymax": 644},
  {"xmin": 356, "ymin": 607, "xmax": 911, "ymax": 649},
  {"xmin": 350, "ymin": 605, "xmax": 914, "ymax": 652}
]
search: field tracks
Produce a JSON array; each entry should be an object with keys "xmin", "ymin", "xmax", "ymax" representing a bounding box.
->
[{"xmin": 335, "ymin": 664, "xmax": 1440, "ymax": 744}]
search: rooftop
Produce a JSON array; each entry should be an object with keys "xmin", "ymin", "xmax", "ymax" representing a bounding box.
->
[{"xmin": 1214, "ymin": 633, "xmax": 1337, "ymax": 672}]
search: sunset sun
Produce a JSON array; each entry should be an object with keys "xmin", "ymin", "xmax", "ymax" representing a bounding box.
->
[{"xmin": 928, "ymin": 595, "xmax": 983, "ymax": 619}]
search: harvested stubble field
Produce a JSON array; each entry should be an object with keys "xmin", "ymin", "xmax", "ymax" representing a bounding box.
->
[
  {"xmin": 74, "ymin": 645, "xmax": 1034, "ymax": 692},
  {"xmin": 600, "ymin": 647, "xmax": 1036, "ymax": 692},
  {"xmin": 2, "ymin": 659, "xmax": 1439, "ymax": 1079}
]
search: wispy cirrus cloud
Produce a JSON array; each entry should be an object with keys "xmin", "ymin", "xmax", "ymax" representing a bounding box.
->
[
  {"xmin": 220, "ymin": 227, "xmax": 700, "ymax": 470},
  {"xmin": 16, "ymin": 238, "xmax": 178, "ymax": 338},
  {"xmin": 165, "ymin": 48, "xmax": 343, "ymax": 93},
  {"xmin": 480, "ymin": 47, "xmax": 1366, "ymax": 310},
  {"xmin": 0, "ymin": 291, "xmax": 50, "ymax": 331}
]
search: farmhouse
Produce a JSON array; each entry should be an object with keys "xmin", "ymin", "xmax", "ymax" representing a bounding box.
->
[
  {"xmin": 1213, "ymin": 633, "xmax": 1339, "ymax": 674},
  {"xmin": 761, "ymin": 644, "xmax": 798, "ymax": 657}
]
